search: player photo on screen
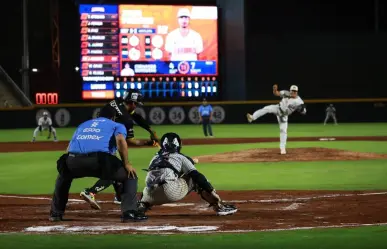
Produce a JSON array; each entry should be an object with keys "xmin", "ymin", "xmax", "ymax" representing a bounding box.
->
[
  {"xmin": 118, "ymin": 5, "xmax": 218, "ymax": 76},
  {"xmin": 164, "ymin": 8, "xmax": 204, "ymax": 61},
  {"xmin": 121, "ymin": 62, "xmax": 135, "ymax": 76}
]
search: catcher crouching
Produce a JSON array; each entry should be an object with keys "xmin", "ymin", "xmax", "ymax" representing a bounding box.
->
[{"xmin": 138, "ymin": 132, "xmax": 237, "ymax": 216}]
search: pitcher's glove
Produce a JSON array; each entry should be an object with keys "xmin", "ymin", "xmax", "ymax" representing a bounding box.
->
[{"xmin": 297, "ymin": 104, "xmax": 307, "ymax": 115}]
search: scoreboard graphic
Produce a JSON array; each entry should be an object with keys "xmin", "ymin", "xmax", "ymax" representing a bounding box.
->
[{"xmin": 79, "ymin": 4, "xmax": 219, "ymax": 100}]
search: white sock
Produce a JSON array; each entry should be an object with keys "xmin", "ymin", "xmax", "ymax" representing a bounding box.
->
[
  {"xmin": 33, "ymin": 127, "xmax": 40, "ymax": 137},
  {"xmin": 280, "ymin": 131, "xmax": 287, "ymax": 150},
  {"xmin": 52, "ymin": 128, "xmax": 57, "ymax": 138}
]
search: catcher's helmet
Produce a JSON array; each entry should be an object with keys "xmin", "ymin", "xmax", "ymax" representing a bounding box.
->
[
  {"xmin": 123, "ymin": 89, "xmax": 144, "ymax": 105},
  {"xmin": 160, "ymin": 132, "xmax": 182, "ymax": 153}
]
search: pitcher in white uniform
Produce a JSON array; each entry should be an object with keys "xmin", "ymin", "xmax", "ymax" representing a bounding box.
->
[
  {"xmin": 246, "ymin": 85, "xmax": 306, "ymax": 154},
  {"xmin": 32, "ymin": 112, "xmax": 58, "ymax": 142},
  {"xmin": 138, "ymin": 132, "xmax": 237, "ymax": 216}
]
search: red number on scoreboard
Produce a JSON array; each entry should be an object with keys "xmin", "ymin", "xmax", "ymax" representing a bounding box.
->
[
  {"xmin": 35, "ymin": 93, "xmax": 58, "ymax": 105},
  {"xmin": 47, "ymin": 93, "xmax": 58, "ymax": 104}
]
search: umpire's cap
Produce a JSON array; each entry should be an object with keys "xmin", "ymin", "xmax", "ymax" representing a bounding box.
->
[
  {"xmin": 98, "ymin": 105, "xmax": 116, "ymax": 119},
  {"xmin": 123, "ymin": 89, "xmax": 144, "ymax": 105},
  {"xmin": 160, "ymin": 133, "xmax": 182, "ymax": 153}
]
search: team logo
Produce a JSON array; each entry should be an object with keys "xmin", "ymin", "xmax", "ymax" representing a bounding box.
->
[{"xmin": 177, "ymin": 61, "xmax": 190, "ymax": 74}]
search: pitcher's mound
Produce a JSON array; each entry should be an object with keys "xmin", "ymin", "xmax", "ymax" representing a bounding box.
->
[{"xmin": 197, "ymin": 147, "xmax": 387, "ymax": 163}]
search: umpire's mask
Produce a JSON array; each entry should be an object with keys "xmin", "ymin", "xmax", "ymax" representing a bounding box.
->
[{"xmin": 160, "ymin": 133, "xmax": 182, "ymax": 153}]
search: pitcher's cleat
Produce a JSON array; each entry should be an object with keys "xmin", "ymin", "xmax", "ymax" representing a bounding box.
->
[{"xmin": 246, "ymin": 113, "xmax": 253, "ymax": 123}]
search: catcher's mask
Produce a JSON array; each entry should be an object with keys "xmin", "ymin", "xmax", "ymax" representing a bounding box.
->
[
  {"xmin": 160, "ymin": 133, "xmax": 182, "ymax": 153},
  {"xmin": 123, "ymin": 89, "xmax": 144, "ymax": 106}
]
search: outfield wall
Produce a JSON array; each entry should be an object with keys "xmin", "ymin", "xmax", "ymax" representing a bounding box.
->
[{"xmin": 0, "ymin": 100, "xmax": 386, "ymax": 129}]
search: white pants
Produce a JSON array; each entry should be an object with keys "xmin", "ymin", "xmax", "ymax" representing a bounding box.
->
[
  {"xmin": 140, "ymin": 177, "xmax": 195, "ymax": 205},
  {"xmin": 324, "ymin": 113, "xmax": 337, "ymax": 125},
  {"xmin": 252, "ymin": 104, "xmax": 288, "ymax": 150},
  {"xmin": 33, "ymin": 126, "xmax": 57, "ymax": 138}
]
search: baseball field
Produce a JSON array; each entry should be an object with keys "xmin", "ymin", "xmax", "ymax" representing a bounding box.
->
[{"xmin": 1, "ymin": 123, "xmax": 387, "ymax": 248}]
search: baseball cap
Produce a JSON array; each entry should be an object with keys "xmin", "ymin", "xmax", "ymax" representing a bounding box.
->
[
  {"xmin": 290, "ymin": 85, "xmax": 298, "ymax": 91},
  {"xmin": 177, "ymin": 8, "xmax": 191, "ymax": 18}
]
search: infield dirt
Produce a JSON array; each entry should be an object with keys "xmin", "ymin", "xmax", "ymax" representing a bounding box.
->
[{"xmin": 1, "ymin": 136, "xmax": 387, "ymax": 234}]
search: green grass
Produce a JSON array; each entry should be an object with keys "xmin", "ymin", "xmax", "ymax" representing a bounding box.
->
[
  {"xmin": 1, "ymin": 123, "xmax": 387, "ymax": 142},
  {"xmin": 1, "ymin": 124, "xmax": 387, "ymax": 247},
  {"xmin": 1, "ymin": 141, "xmax": 387, "ymax": 194},
  {"xmin": 1, "ymin": 225, "xmax": 387, "ymax": 249}
]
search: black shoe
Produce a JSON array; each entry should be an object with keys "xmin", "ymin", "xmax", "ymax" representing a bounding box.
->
[
  {"xmin": 121, "ymin": 210, "xmax": 148, "ymax": 222},
  {"xmin": 49, "ymin": 212, "xmax": 63, "ymax": 222},
  {"xmin": 138, "ymin": 201, "xmax": 152, "ymax": 213}
]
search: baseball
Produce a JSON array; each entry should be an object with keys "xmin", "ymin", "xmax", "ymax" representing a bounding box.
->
[{"xmin": 193, "ymin": 158, "xmax": 199, "ymax": 164}]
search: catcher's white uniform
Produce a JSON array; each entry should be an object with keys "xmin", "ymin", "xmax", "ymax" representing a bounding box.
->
[
  {"xmin": 140, "ymin": 152, "xmax": 196, "ymax": 205},
  {"xmin": 32, "ymin": 114, "xmax": 58, "ymax": 142},
  {"xmin": 248, "ymin": 87, "xmax": 306, "ymax": 154}
]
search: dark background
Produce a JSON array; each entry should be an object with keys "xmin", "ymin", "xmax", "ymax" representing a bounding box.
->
[{"xmin": 1, "ymin": 0, "xmax": 386, "ymax": 103}]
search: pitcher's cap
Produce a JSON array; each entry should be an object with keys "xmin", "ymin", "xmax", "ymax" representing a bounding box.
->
[
  {"xmin": 290, "ymin": 85, "xmax": 298, "ymax": 91},
  {"xmin": 177, "ymin": 8, "xmax": 191, "ymax": 18}
]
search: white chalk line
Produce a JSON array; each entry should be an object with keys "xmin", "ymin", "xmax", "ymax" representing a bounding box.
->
[
  {"xmin": 1, "ymin": 191, "xmax": 386, "ymax": 206},
  {"xmin": 228, "ymin": 191, "xmax": 387, "ymax": 204},
  {"xmin": 17, "ymin": 222, "xmax": 387, "ymax": 235},
  {"xmin": 0, "ymin": 195, "xmax": 83, "ymax": 202}
]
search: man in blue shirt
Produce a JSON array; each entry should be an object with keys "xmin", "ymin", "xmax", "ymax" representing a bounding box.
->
[
  {"xmin": 80, "ymin": 89, "xmax": 159, "ymax": 209},
  {"xmin": 198, "ymin": 98, "xmax": 214, "ymax": 137},
  {"xmin": 49, "ymin": 105, "xmax": 147, "ymax": 223}
]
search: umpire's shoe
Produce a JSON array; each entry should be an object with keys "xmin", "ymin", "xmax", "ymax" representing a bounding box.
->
[
  {"xmin": 49, "ymin": 212, "xmax": 63, "ymax": 222},
  {"xmin": 121, "ymin": 210, "xmax": 148, "ymax": 222}
]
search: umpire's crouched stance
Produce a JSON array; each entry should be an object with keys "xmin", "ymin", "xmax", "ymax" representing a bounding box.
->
[{"xmin": 49, "ymin": 106, "xmax": 147, "ymax": 222}]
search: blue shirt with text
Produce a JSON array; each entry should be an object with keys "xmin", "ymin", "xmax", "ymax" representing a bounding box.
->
[{"xmin": 68, "ymin": 117, "xmax": 127, "ymax": 154}]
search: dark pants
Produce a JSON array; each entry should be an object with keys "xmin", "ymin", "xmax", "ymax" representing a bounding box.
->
[
  {"xmin": 87, "ymin": 179, "xmax": 122, "ymax": 201},
  {"xmin": 202, "ymin": 116, "xmax": 213, "ymax": 136},
  {"xmin": 50, "ymin": 152, "xmax": 138, "ymax": 216}
]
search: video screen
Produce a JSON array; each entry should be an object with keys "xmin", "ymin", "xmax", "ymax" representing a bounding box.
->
[{"xmin": 79, "ymin": 4, "xmax": 219, "ymax": 100}]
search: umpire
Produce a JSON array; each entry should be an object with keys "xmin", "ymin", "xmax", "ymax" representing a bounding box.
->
[
  {"xmin": 324, "ymin": 104, "xmax": 338, "ymax": 125},
  {"xmin": 80, "ymin": 89, "xmax": 159, "ymax": 209},
  {"xmin": 49, "ymin": 105, "xmax": 147, "ymax": 222},
  {"xmin": 198, "ymin": 98, "xmax": 214, "ymax": 137}
]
